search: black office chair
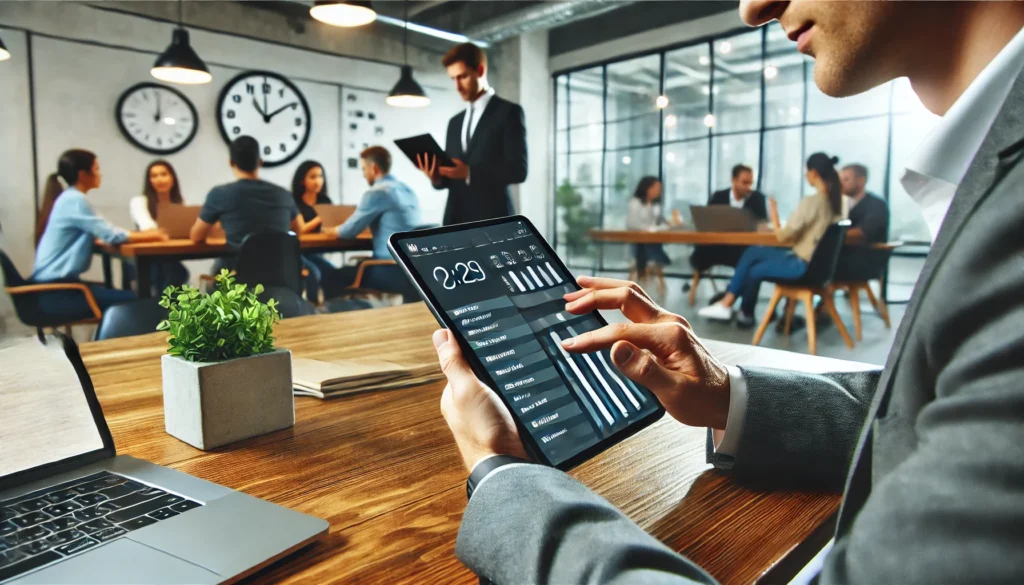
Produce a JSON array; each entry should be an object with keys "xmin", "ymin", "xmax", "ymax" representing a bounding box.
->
[
  {"xmin": 236, "ymin": 232, "xmax": 304, "ymax": 294},
  {"xmin": 751, "ymin": 220, "xmax": 854, "ymax": 355},
  {"xmin": 1, "ymin": 249, "xmax": 104, "ymax": 336},
  {"xmin": 260, "ymin": 285, "xmax": 317, "ymax": 319},
  {"xmin": 94, "ymin": 298, "xmax": 167, "ymax": 341},
  {"xmin": 832, "ymin": 241, "xmax": 901, "ymax": 339}
]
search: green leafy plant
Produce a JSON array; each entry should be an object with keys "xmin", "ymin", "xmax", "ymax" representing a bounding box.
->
[
  {"xmin": 555, "ymin": 179, "xmax": 598, "ymax": 258},
  {"xmin": 156, "ymin": 270, "xmax": 281, "ymax": 362}
]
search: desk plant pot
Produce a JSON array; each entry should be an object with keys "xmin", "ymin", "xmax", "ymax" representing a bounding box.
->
[{"xmin": 157, "ymin": 270, "xmax": 294, "ymax": 450}]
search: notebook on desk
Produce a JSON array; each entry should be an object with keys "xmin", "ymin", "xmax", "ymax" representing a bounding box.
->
[{"xmin": 291, "ymin": 357, "xmax": 440, "ymax": 399}]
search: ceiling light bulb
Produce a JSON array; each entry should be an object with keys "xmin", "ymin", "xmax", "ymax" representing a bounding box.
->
[
  {"xmin": 718, "ymin": 41, "xmax": 732, "ymax": 54},
  {"xmin": 665, "ymin": 152, "xmax": 676, "ymax": 163},
  {"xmin": 310, "ymin": 1, "xmax": 377, "ymax": 27},
  {"xmin": 703, "ymin": 113, "xmax": 716, "ymax": 128},
  {"xmin": 0, "ymin": 36, "xmax": 10, "ymax": 62},
  {"xmin": 764, "ymin": 65, "xmax": 778, "ymax": 80},
  {"xmin": 664, "ymin": 114, "xmax": 678, "ymax": 128},
  {"xmin": 655, "ymin": 95, "xmax": 669, "ymax": 109},
  {"xmin": 151, "ymin": 28, "xmax": 212, "ymax": 85},
  {"xmin": 698, "ymin": 55, "xmax": 709, "ymax": 66},
  {"xmin": 622, "ymin": 156, "xmax": 632, "ymax": 165}
]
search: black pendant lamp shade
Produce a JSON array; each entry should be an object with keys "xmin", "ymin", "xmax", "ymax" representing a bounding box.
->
[
  {"xmin": 387, "ymin": 65, "xmax": 429, "ymax": 107},
  {"xmin": 0, "ymin": 35, "xmax": 10, "ymax": 62},
  {"xmin": 387, "ymin": 1, "xmax": 429, "ymax": 108},
  {"xmin": 310, "ymin": 1, "xmax": 377, "ymax": 27},
  {"xmin": 152, "ymin": 28, "xmax": 212, "ymax": 85}
]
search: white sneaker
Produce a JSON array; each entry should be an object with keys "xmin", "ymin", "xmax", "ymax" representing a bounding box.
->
[{"xmin": 698, "ymin": 303, "xmax": 734, "ymax": 321}]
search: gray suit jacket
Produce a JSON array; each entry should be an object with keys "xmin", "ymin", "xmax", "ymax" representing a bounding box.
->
[{"xmin": 456, "ymin": 72, "xmax": 1024, "ymax": 584}]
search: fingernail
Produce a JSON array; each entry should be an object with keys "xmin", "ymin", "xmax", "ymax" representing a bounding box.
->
[
  {"xmin": 561, "ymin": 337, "xmax": 575, "ymax": 348},
  {"xmin": 432, "ymin": 329, "xmax": 447, "ymax": 349},
  {"xmin": 612, "ymin": 344, "xmax": 634, "ymax": 365},
  {"xmin": 564, "ymin": 301, "xmax": 576, "ymax": 311}
]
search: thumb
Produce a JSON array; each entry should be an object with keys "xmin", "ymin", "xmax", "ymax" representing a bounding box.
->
[
  {"xmin": 433, "ymin": 329, "xmax": 477, "ymax": 384},
  {"xmin": 611, "ymin": 341, "xmax": 681, "ymax": 396}
]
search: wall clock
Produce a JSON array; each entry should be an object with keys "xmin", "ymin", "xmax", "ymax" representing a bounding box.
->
[
  {"xmin": 216, "ymin": 70, "xmax": 311, "ymax": 167},
  {"xmin": 116, "ymin": 82, "xmax": 198, "ymax": 155}
]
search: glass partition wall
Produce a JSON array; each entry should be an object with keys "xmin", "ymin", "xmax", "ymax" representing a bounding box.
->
[{"xmin": 552, "ymin": 25, "xmax": 939, "ymax": 295}]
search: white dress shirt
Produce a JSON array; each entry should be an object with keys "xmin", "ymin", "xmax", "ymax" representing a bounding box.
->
[
  {"xmin": 713, "ymin": 26, "xmax": 1024, "ymax": 456},
  {"xmin": 461, "ymin": 87, "xmax": 496, "ymax": 153},
  {"xmin": 129, "ymin": 195, "xmax": 157, "ymax": 231}
]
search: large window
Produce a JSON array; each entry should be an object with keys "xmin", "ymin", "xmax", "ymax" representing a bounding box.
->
[{"xmin": 552, "ymin": 23, "xmax": 940, "ymax": 288}]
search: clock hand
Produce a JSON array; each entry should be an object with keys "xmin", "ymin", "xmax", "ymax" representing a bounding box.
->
[
  {"xmin": 252, "ymin": 97, "xmax": 269, "ymax": 122},
  {"xmin": 263, "ymin": 76, "xmax": 269, "ymax": 123},
  {"xmin": 155, "ymin": 92, "xmax": 162, "ymax": 123},
  {"xmin": 266, "ymin": 102, "xmax": 298, "ymax": 120}
]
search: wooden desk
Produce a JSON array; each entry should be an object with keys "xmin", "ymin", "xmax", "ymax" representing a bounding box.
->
[
  {"xmin": 590, "ymin": 228, "xmax": 896, "ymax": 249},
  {"xmin": 96, "ymin": 232, "xmax": 372, "ymax": 298},
  {"xmin": 79, "ymin": 304, "xmax": 869, "ymax": 584}
]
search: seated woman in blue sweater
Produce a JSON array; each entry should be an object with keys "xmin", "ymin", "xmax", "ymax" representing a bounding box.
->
[{"xmin": 32, "ymin": 149, "xmax": 167, "ymax": 320}]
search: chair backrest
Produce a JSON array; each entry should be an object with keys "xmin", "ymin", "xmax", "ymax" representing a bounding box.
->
[
  {"xmin": 234, "ymin": 232, "xmax": 303, "ymax": 294},
  {"xmin": 0, "ymin": 249, "xmax": 27, "ymax": 288},
  {"xmin": 800, "ymin": 220, "xmax": 851, "ymax": 287},
  {"xmin": 94, "ymin": 298, "xmax": 168, "ymax": 341},
  {"xmin": 259, "ymin": 285, "xmax": 317, "ymax": 319}
]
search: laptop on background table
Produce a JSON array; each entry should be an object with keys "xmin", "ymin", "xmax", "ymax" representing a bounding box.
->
[
  {"xmin": 0, "ymin": 335, "xmax": 327, "ymax": 584},
  {"xmin": 314, "ymin": 204, "xmax": 356, "ymax": 229},
  {"xmin": 689, "ymin": 205, "xmax": 761, "ymax": 233},
  {"xmin": 156, "ymin": 204, "xmax": 224, "ymax": 240}
]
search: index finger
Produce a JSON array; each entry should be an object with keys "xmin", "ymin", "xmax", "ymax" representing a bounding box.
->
[
  {"xmin": 565, "ymin": 276, "xmax": 654, "ymax": 303},
  {"xmin": 561, "ymin": 321, "xmax": 681, "ymax": 358},
  {"xmin": 565, "ymin": 287, "xmax": 663, "ymax": 324}
]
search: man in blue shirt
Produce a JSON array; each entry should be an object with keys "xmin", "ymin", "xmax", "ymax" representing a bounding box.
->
[{"xmin": 322, "ymin": 146, "xmax": 421, "ymax": 297}]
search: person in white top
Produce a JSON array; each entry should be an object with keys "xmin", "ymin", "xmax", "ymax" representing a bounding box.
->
[
  {"xmin": 626, "ymin": 176, "xmax": 681, "ymax": 277},
  {"xmin": 128, "ymin": 160, "xmax": 189, "ymax": 293}
]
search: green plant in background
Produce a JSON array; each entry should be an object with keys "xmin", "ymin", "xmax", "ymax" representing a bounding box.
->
[
  {"xmin": 555, "ymin": 179, "xmax": 597, "ymax": 257},
  {"xmin": 157, "ymin": 270, "xmax": 281, "ymax": 362}
]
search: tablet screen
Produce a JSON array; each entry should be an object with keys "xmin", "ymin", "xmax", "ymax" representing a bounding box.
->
[{"xmin": 393, "ymin": 219, "xmax": 662, "ymax": 467}]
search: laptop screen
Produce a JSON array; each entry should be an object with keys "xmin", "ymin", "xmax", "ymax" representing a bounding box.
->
[{"xmin": 0, "ymin": 337, "xmax": 105, "ymax": 478}]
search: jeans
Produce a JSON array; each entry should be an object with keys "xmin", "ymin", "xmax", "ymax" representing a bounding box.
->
[
  {"xmin": 726, "ymin": 246, "xmax": 807, "ymax": 316},
  {"xmin": 301, "ymin": 254, "xmax": 336, "ymax": 302},
  {"xmin": 633, "ymin": 244, "xmax": 671, "ymax": 274}
]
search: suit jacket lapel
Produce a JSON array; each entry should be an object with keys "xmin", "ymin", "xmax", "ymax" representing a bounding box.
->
[
  {"xmin": 451, "ymin": 110, "xmax": 468, "ymax": 158},
  {"xmin": 466, "ymin": 97, "xmax": 500, "ymax": 156},
  {"xmin": 835, "ymin": 69, "xmax": 1024, "ymax": 535}
]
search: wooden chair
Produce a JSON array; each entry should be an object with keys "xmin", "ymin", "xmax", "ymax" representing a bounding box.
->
[
  {"xmin": 628, "ymin": 259, "xmax": 667, "ymax": 296},
  {"xmin": 687, "ymin": 267, "xmax": 722, "ymax": 306},
  {"xmin": 752, "ymin": 221, "xmax": 855, "ymax": 355},
  {"xmin": 831, "ymin": 241, "xmax": 901, "ymax": 340},
  {"xmin": 1, "ymin": 249, "xmax": 103, "ymax": 336}
]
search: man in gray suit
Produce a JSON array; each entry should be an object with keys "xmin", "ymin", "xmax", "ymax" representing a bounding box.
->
[{"xmin": 430, "ymin": 1, "xmax": 1024, "ymax": 583}]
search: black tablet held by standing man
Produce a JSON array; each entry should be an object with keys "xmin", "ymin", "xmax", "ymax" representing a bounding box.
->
[{"xmin": 415, "ymin": 43, "xmax": 527, "ymax": 226}]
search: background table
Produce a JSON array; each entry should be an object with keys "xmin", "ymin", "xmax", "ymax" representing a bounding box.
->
[
  {"xmin": 79, "ymin": 303, "xmax": 874, "ymax": 584},
  {"xmin": 97, "ymin": 232, "xmax": 373, "ymax": 298}
]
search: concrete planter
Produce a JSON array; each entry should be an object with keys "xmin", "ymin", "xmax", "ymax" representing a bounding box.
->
[{"xmin": 161, "ymin": 349, "xmax": 294, "ymax": 450}]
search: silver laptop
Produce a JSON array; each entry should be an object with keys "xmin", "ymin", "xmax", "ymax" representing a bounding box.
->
[
  {"xmin": 155, "ymin": 204, "xmax": 201, "ymax": 239},
  {"xmin": 689, "ymin": 205, "xmax": 761, "ymax": 232},
  {"xmin": 0, "ymin": 335, "xmax": 327, "ymax": 584}
]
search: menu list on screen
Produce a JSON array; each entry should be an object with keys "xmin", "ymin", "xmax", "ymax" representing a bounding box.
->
[{"xmin": 401, "ymin": 221, "xmax": 659, "ymax": 465}]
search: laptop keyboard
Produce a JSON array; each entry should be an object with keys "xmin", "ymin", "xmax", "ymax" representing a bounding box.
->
[{"xmin": 0, "ymin": 471, "xmax": 202, "ymax": 582}]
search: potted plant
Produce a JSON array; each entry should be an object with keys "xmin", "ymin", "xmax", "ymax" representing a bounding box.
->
[{"xmin": 157, "ymin": 270, "xmax": 293, "ymax": 450}]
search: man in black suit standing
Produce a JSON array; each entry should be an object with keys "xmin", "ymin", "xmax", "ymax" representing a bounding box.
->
[
  {"xmin": 689, "ymin": 164, "xmax": 768, "ymax": 280},
  {"xmin": 416, "ymin": 43, "xmax": 527, "ymax": 225}
]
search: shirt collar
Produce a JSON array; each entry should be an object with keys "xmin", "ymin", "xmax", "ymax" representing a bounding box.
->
[
  {"xmin": 468, "ymin": 87, "xmax": 496, "ymax": 112},
  {"xmin": 902, "ymin": 27, "xmax": 1024, "ymax": 227}
]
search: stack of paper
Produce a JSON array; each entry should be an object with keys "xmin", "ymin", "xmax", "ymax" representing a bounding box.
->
[{"xmin": 292, "ymin": 357, "xmax": 441, "ymax": 399}]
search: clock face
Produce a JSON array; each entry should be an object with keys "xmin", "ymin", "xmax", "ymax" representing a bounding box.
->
[
  {"xmin": 216, "ymin": 70, "xmax": 311, "ymax": 167},
  {"xmin": 116, "ymin": 83, "xmax": 198, "ymax": 155}
]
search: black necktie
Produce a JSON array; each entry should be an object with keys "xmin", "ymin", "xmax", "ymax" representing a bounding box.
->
[{"xmin": 465, "ymin": 103, "xmax": 474, "ymax": 152}]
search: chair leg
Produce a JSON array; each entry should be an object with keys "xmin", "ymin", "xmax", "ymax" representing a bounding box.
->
[
  {"xmin": 823, "ymin": 291, "xmax": 855, "ymax": 349},
  {"xmin": 802, "ymin": 290, "xmax": 817, "ymax": 355},
  {"xmin": 783, "ymin": 298, "xmax": 797, "ymax": 335},
  {"xmin": 752, "ymin": 287, "xmax": 783, "ymax": 346},
  {"xmin": 63, "ymin": 324, "xmax": 72, "ymax": 338},
  {"xmin": 688, "ymin": 271, "xmax": 700, "ymax": 306},
  {"xmin": 847, "ymin": 284, "xmax": 863, "ymax": 341},
  {"xmin": 654, "ymin": 265, "xmax": 666, "ymax": 296},
  {"xmin": 864, "ymin": 281, "xmax": 891, "ymax": 329}
]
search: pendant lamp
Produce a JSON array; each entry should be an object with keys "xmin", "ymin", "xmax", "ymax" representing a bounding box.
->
[
  {"xmin": 152, "ymin": 0, "xmax": 212, "ymax": 85},
  {"xmin": 0, "ymin": 36, "xmax": 10, "ymax": 62},
  {"xmin": 310, "ymin": 1, "xmax": 377, "ymax": 27},
  {"xmin": 387, "ymin": 1, "xmax": 429, "ymax": 108}
]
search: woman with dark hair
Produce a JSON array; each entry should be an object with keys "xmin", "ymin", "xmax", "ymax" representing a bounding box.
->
[
  {"xmin": 698, "ymin": 152, "xmax": 842, "ymax": 327},
  {"xmin": 32, "ymin": 149, "xmax": 167, "ymax": 317},
  {"xmin": 128, "ymin": 160, "xmax": 190, "ymax": 292},
  {"xmin": 290, "ymin": 160, "xmax": 335, "ymax": 303},
  {"xmin": 626, "ymin": 176, "xmax": 679, "ymax": 279}
]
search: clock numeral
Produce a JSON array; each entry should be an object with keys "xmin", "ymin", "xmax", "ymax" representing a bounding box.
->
[
  {"xmin": 157, "ymin": 138, "xmax": 163, "ymax": 146},
  {"xmin": 279, "ymin": 88, "xmax": 285, "ymax": 98},
  {"xmin": 180, "ymin": 118, "xmax": 191, "ymax": 124},
  {"xmin": 141, "ymin": 91, "xmax": 149, "ymax": 101},
  {"xmin": 174, "ymin": 132, "xmax": 183, "ymax": 138},
  {"xmin": 233, "ymin": 126, "xmax": 241, "ymax": 135},
  {"xmin": 292, "ymin": 133, "xmax": 298, "ymax": 141},
  {"xmin": 262, "ymin": 83, "xmax": 271, "ymax": 94},
  {"xmin": 264, "ymin": 145, "xmax": 272, "ymax": 155},
  {"xmin": 246, "ymin": 83, "xmax": 255, "ymax": 95},
  {"xmin": 145, "ymin": 134, "xmax": 150, "ymax": 141},
  {"xmin": 291, "ymin": 103, "xmax": 298, "ymax": 110},
  {"xmin": 295, "ymin": 118, "xmax": 303, "ymax": 127},
  {"xmin": 279, "ymin": 143, "xmax": 286, "ymax": 152},
  {"xmin": 226, "ymin": 110, "xmax": 236, "ymax": 119},
  {"xmin": 124, "ymin": 112, "xmax": 136, "ymax": 118},
  {"xmin": 232, "ymin": 94, "xmax": 242, "ymax": 103}
]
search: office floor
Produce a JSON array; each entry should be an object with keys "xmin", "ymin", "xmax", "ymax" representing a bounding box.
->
[{"xmin": 598, "ymin": 273, "xmax": 907, "ymax": 366}]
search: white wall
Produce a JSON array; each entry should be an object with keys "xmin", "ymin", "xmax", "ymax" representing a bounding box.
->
[
  {"xmin": 0, "ymin": 3, "xmax": 468, "ymax": 334},
  {"xmin": 517, "ymin": 30, "xmax": 552, "ymax": 239}
]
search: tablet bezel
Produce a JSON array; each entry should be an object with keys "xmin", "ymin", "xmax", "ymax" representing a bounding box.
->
[{"xmin": 388, "ymin": 215, "xmax": 665, "ymax": 471}]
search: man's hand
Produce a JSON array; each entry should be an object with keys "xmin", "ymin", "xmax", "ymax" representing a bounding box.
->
[
  {"xmin": 415, "ymin": 153, "xmax": 443, "ymax": 186},
  {"xmin": 561, "ymin": 276, "xmax": 731, "ymax": 430},
  {"xmin": 434, "ymin": 328, "xmax": 528, "ymax": 472},
  {"xmin": 438, "ymin": 158, "xmax": 469, "ymax": 181}
]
